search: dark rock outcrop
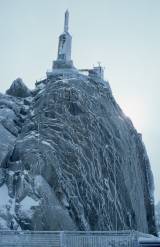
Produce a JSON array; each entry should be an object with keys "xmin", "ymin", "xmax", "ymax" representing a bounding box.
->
[
  {"xmin": 0, "ymin": 72, "xmax": 157, "ymax": 234},
  {"xmin": 6, "ymin": 78, "xmax": 31, "ymax": 98},
  {"xmin": 155, "ymin": 202, "xmax": 160, "ymax": 235}
]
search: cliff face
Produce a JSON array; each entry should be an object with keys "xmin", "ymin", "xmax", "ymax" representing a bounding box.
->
[
  {"xmin": 155, "ymin": 202, "xmax": 160, "ymax": 235},
  {"xmin": 0, "ymin": 73, "xmax": 156, "ymax": 234}
]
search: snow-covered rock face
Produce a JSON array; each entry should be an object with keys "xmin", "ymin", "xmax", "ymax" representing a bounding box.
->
[
  {"xmin": 6, "ymin": 78, "xmax": 31, "ymax": 98},
  {"xmin": 0, "ymin": 93, "xmax": 24, "ymax": 230},
  {"xmin": 155, "ymin": 202, "xmax": 160, "ymax": 235},
  {"xmin": 0, "ymin": 93, "xmax": 22, "ymax": 168},
  {"xmin": 0, "ymin": 74, "xmax": 156, "ymax": 234}
]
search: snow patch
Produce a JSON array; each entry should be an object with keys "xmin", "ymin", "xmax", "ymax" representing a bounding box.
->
[
  {"xmin": 19, "ymin": 196, "xmax": 39, "ymax": 219},
  {"xmin": 0, "ymin": 184, "xmax": 15, "ymax": 216},
  {"xmin": 41, "ymin": 140, "xmax": 53, "ymax": 149},
  {"xmin": 20, "ymin": 196, "xmax": 39, "ymax": 211},
  {"xmin": 0, "ymin": 217, "xmax": 8, "ymax": 229},
  {"xmin": 0, "ymin": 184, "xmax": 10, "ymax": 206}
]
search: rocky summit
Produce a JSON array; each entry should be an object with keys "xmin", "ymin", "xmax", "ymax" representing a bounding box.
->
[{"xmin": 0, "ymin": 71, "xmax": 156, "ymax": 235}]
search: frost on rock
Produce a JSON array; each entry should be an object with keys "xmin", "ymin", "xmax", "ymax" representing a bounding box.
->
[
  {"xmin": 6, "ymin": 78, "xmax": 31, "ymax": 98},
  {"xmin": 0, "ymin": 184, "xmax": 10, "ymax": 206},
  {"xmin": 0, "ymin": 184, "xmax": 18, "ymax": 230},
  {"xmin": 0, "ymin": 72, "xmax": 156, "ymax": 234},
  {"xmin": 0, "ymin": 93, "xmax": 23, "ymax": 167},
  {"xmin": 155, "ymin": 202, "xmax": 160, "ymax": 235}
]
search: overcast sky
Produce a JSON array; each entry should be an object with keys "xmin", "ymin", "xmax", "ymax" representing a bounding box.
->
[{"xmin": 0, "ymin": 0, "xmax": 160, "ymax": 202}]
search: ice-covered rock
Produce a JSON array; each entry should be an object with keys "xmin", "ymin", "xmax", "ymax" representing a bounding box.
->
[
  {"xmin": 6, "ymin": 78, "xmax": 31, "ymax": 98},
  {"xmin": 155, "ymin": 202, "xmax": 160, "ymax": 235},
  {"xmin": 0, "ymin": 93, "xmax": 22, "ymax": 168},
  {"xmin": 0, "ymin": 72, "xmax": 156, "ymax": 234}
]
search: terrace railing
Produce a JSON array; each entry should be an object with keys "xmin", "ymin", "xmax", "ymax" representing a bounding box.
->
[{"xmin": 0, "ymin": 230, "xmax": 154, "ymax": 247}]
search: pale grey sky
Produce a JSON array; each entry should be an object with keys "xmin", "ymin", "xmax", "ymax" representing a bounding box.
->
[{"xmin": 0, "ymin": 0, "xmax": 160, "ymax": 202}]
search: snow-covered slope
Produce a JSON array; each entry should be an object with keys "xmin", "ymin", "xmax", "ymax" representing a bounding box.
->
[{"xmin": 0, "ymin": 72, "xmax": 156, "ymax": 234}]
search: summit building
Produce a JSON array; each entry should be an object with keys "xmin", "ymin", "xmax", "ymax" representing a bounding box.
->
[{"xmin": 47, "ymin": 10, "xmax": 104, "ymax": 80}]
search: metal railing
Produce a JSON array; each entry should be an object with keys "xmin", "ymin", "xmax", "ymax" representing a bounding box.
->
[{"xmin": 0, "ymin": 230, "xmax": 153, "ymax": 247}]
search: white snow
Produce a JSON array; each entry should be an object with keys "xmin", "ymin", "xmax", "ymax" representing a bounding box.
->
[
  {"xmin": 8, "ymin": 170, "xmax": 14, "ymax": 176},
  {"xmin": 0, "ymin": 184, "xmax": 10, "ymax": 206},
  {"xmin": 41, "ymin": 140, "xmax": 53, "ymax": 149},
  {"xmin": 0, "ymin": 108, "xmax": 16, "ymax": 120},
  {"xmin": 24, "ymin": 170, "xmax": 29, "ymax": 175},
  {"xmin": 20, "ymin": 196, "xmax": 39, "ymax": 211},
  {"xmin": 30, "ymin": 110, "xmax": 35, "ymax": 117},
  {"xmin": 0, "ymin": 217, "xmax": 8, "ymax": 229},
  {"xmin": 0, "ymin": 184, "xmax": 15, "ymax": 216},
  {"xmin": 19, "ymin": 196, "xmax": 39, "ymax": 219},
  {"xmin": 34, "ymin": 175, "xmax": 43, "ymax": 190},
  {"xmin": 37, "ymin": 83, "xmax": 45, "ymax": 90}
]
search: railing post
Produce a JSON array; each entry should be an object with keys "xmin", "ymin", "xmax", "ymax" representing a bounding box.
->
[{"xmin": 60, "ymin": 231, "xmax": 65, "ymax": 247}]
